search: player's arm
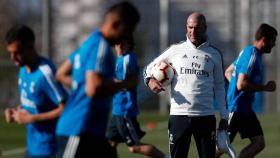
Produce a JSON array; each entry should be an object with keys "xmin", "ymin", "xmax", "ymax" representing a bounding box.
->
[
  {"xmin": 237, "ymin": 51, "xmax": 276, "ymax": 92},
  {"xmin": 85, "ymin": 72, "xmax": 137, "ymax": 97},
  {"xmin": 225, "ymin": 64, "xmax": 234, "ymax": 82},
  {"xmin": 237, "ymin": 74, "xmax": 276, "ymax": 92},
  {"xmin": 13, "ymin": 103, "xmax": 65, "ymax": 124},
  {"xmin": 56, "ymin": 59, "xmax": 72, "ymax": 87},
  {"xmin": 213, "ymin": 53, "xmax": 229, "ymax": 130}
]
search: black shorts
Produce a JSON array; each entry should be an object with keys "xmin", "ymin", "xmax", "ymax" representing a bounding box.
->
[
  {"xmin": 168, "ymin": 115, "xmax": 216, "ymax": 158},
  {"xmin": 57, "ymin": 135, "xmax": 117, "ymax": 158},
  {"xmin": 228, "ymin": 111, "xmax": 263, "ymax": 141},
  {"xmin": 106, "ymin": 116, "xmax": 146, "ymax": 146}
]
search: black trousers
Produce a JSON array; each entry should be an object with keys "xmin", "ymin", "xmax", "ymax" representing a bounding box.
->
[{"xmin": 168, "ymin": 115, "xmax": 216, "ymax": 158}]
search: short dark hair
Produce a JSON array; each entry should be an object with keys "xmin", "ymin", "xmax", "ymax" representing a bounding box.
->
[
  {"xmin": 5, "ymin": 24, "xmax": 35, "ymax": 45},
  {"xmin": 106, "ymin": 1, "xmax": 140, "ymax": 27},
  {"xmin": 255, "ymin": 23, "xmax": 278, "ymax": 41}
]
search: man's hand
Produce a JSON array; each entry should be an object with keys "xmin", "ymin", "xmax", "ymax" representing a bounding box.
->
[
  {"xmin": 13, "ymin": 109, "xmax": 34, "ymax": 124},
  {"xmin": 148, "ymin": 78, "xmax": 165, "ymax": 93},
  {"xmin": 4, "ymin": 108, "xmax": 15, "ymax": 123},
  {"xmin": 265, "ymin": 81, "xmax": 276, "ymax": 92},
  {"xmin": 218, "ymin": 119, "xmax": 228, "ymax": 130}
]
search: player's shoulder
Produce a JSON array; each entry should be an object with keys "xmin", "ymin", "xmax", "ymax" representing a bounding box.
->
[
  {"xmin": 240, "ymin": 45, "xmax": 259, "ymax": 59},
  {"xmin": 38, "ymin": 57, "xmax": 56, "ymax": 77},
  {"xmin": 124, "ymin": 51, "xmax": 138, "ymax": 65}
]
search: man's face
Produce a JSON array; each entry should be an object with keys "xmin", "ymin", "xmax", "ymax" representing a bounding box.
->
[
  {"xmin": 186, "ymin": 19, "xmax": 206, "ymax": 45},
  {"xmin": 7, "ymin": 41, "xmax": 30, "ymax": 66},
  {"xmin": 108, "ymin": 14, "xmax": 135, "ymax": 45},
  {"xmin": 263, "ymin": 35, "xmax": 277, "ymax": 53}
]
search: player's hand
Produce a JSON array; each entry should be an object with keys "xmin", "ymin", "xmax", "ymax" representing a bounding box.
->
[
  {"xmin": 4, "ymin": 108, "xmax": 15, "ymax": 123},
  {"xmin": 265, "ymin": 81, "xmax": 276, "ymax": 92},
  {"xmin": 148, "ymin": 78, "xmax": 165, "ymax": 93},
  {"xmin": 218, "ymin": 119, "xmax": 228, "ymax": 130},
  {"xmin": 13, "ymin": 109, "xmax": 34, "ymax": 124}
]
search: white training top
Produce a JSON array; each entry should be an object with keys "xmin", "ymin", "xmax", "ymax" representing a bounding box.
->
[{"xmin": 144, "ymin": 38, "xmax": 229, "ymax": 120}]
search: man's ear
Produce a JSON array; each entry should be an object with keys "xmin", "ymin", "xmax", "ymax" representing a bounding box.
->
[{"xmin": 261, "ymin": 37, "xmax": 267, "ymax": 46}]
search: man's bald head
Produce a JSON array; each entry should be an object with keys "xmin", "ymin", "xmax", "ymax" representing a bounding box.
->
[
  {"xmin": 186, "ymin": 12, "xmax": 207, "ymax": 47},
  {"xmin": 187, "ymin": 12, "xmax": 207, "ymax": 28}
]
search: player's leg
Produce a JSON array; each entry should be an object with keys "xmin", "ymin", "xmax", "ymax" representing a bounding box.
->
[
  {"xmin": 216, "ymin": 112, "xmax": 238, "ymax": 157},
  {"xmin": 116, "ymin": 116, "xmax": 166, "ymax": 158},
  {"xmin": 193, "ymin": 115, "xmax": 216, "ymax": 158},
  {"xmin": 128, "ymin": 143, "xmax": 166, "ymax": 158},
  {"xmin": 57, "ymin": 136, "xmax": 80, "ymax": 158},
  {"xmin": 106, "ymin": 116, "xmax": 123, "ymax": 156},
  {"xmin": 238, "ymin": 112, "xmax": 264, "ymax": 158},
  {"xmin": 168, "ymin": 115, "xmax": 192, "ymax": 158}
]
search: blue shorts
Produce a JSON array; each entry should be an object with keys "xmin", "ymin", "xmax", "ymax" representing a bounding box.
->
[{"xmin": 106, "ymin": 116, "xmax": 146, "ymax": 146}]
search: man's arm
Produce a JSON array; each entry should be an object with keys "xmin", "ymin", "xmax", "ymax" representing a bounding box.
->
[
  {"xmin": 213, "ymin": 53, "xmax": 229, "ymax": 129},
  {"xmin": 13, "ymin": 103, "xmax": 65, "ymax": 124},
  {"xmin": 237, "ymin": 74, "xmax": 276, "ymax": 92},
  {"xmin": 225, "ymin": 64, "xmax": 234, "ymax": 82},
  {"xmin": 85, "ymin": 71, "xmax": 137, "ymax": 97},
  {"xmin": 56, "ymin": 59, "xmax": 72, "ymax": 87},
  {"xmin": 143, "ymin": 46, "xmax": 173, "ymax": 93}
]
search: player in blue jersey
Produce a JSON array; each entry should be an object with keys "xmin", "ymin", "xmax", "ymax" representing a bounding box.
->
[
  {"xmin": 4, "ymin": 25, "xmax": 68, "ymax": 158},
  {"xmin": 222, "ymin": 24, "xmax": 277, "ymax": 158},
  {"xmin": 55, "ymin": 2, "xmax": 140, "ymax": 158},
  {"xmin": 106, "ymin": 37, "xmax": 168, "ymax": 158}
]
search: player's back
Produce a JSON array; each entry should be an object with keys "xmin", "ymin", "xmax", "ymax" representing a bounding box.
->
[
  {"xmin": 56, "ymin": 29, "xmax": 115, "ymax": 136},
  {"xmin": 227, "ymin": 45, "xmax": 263, "ymax": 113}
]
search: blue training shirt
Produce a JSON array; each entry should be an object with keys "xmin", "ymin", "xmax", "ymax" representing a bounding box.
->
[
  {"xmin": 112, "ymin": 51, "xmax": 139, "ymax": 117},
  {"xmin": 56, "ymin": 30, "xmax": 115, "ymax": 136},
  {"xmin": 19, "ymin": 57, "xmax": 67, "ymax": 156},
  {"xmin": 227, "ymin": 45, "xmax": 263, "ymax": 113}
]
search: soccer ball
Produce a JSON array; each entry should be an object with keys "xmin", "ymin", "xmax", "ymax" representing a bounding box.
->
[{"xmin": 151, "ymin": 61, "xmax": 174, "ymax": 86}]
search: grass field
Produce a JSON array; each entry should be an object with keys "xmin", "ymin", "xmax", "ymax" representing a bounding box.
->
[{"xmin": 0, "ymin": 112, "xmax": 280, "ymax": 158}]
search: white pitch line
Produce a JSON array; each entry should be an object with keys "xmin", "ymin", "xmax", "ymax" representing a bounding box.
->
[{"xmin": 1, "ymin": 147, "xmax": 25, "ymax": 157}]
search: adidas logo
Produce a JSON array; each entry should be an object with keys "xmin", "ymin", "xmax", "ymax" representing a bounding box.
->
[{"xmin": 182, "ymin": 54, "xmax": 188, "ymax": 58}]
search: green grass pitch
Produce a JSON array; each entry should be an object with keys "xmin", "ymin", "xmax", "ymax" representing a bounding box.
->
[{"xmin": 0, "ymin": 112, "xmax": 280, "ymax": 158}]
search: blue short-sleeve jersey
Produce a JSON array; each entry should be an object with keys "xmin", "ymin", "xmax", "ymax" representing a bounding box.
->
[
  {"xmin": 19, "ymin": 57, "xmax": 67, "ymax": 156},
  {"xmin": 56, "ymin": 30, "xmax": 115, "ymax": 136},
  {"xmin": 112, "ymin": 52, "xmax": 139, "ymax": 117},
  {"xmin": 227, "ymin": 45, "xmax": 263, "ymax": 113}
]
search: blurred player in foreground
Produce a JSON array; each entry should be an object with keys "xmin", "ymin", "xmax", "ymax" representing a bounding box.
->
[
  {"xmin": 55, "ymin": 2, "xmax": 140, "ymax": 158},
  {"xmin": 106, "ymin": 37, "xmax": 169, "ymax": 158},
  {"xmin": 4, "ymin": 25, "xmax": 67, "ymax": 158},
  {"xmin": 221, "ymin": 23, "xmax": 277, "ymax": 158},
  {"xmin": 144, "ymin": 12, "xmax": 228, "ymax": 158}
]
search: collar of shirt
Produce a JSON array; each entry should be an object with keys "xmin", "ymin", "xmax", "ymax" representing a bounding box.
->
[{"xmin": 186, "ymin": 36, "xmax": 210, "ymax": 50}]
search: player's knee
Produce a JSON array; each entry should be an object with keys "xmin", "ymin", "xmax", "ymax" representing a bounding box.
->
[{"xmin": 257, "ymin": 141, "xmax": 265, "ymax": 151}]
